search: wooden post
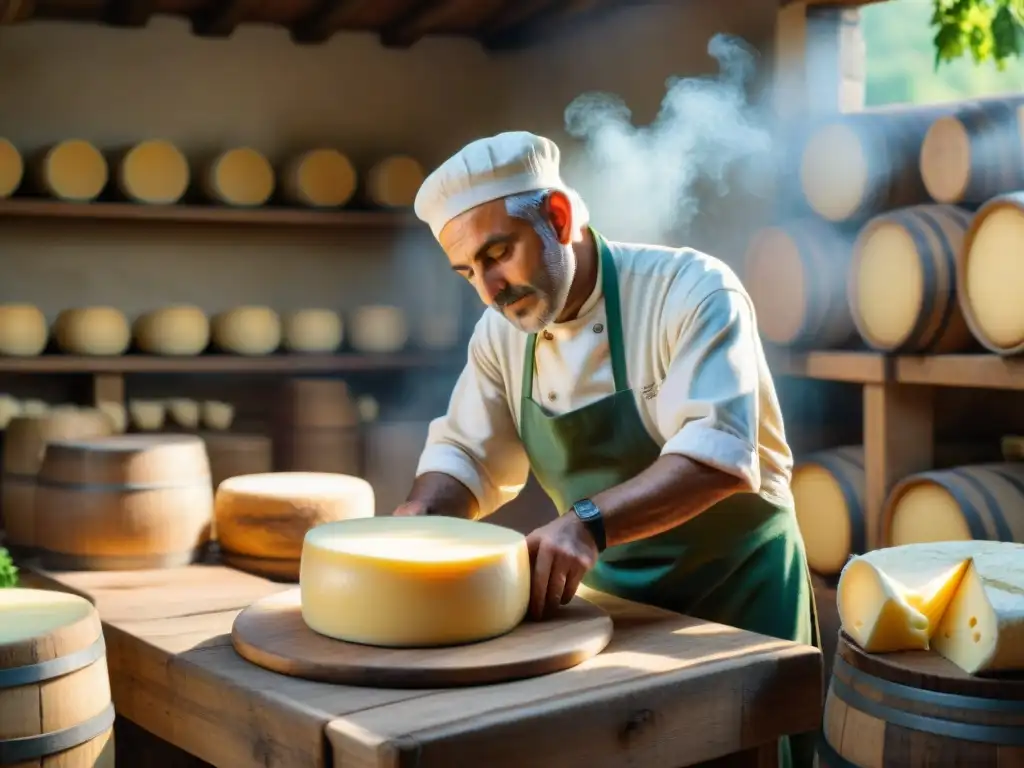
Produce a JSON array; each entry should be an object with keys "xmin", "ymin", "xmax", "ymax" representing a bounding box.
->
[{"xmin": 91, "ymin": 372, "xmax": 125, "ymax": 409}]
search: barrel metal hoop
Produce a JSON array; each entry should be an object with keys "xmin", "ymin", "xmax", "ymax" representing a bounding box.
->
[
  {"xmin": 0, "ymin": 701, "xmax": 114, "ymax": 765},
  {"xmin": 38, "ymin": 546, "xmax": 208, "ymax": 571},
  {"xmin": 0, "ymin": 635, "xmax": 105, "ymax": 689},
  {"xmin": 35, "ymin": 477, "xmax": 211, "ymax": 492},
  {"xmin": 815, "ymin": 731, "xmax": 861, "ymax": 768}
]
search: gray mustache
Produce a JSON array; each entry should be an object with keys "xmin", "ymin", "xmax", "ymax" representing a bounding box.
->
[{"xmin": 494, "ymin": 285, "xmax": 536, "ymax": 308}]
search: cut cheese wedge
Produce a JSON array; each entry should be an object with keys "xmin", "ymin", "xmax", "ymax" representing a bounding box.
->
[
  {"xmin": 300, "ymin": 516, "xmax": 531, "ymax": 647},
  {"xmin": 838, "ymin": 541, "xmax": 1024, "ymax": 674}
]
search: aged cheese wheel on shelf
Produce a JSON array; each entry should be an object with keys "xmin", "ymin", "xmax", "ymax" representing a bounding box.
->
[
  {"xmin": 20, "ymin": 399, "xmax": 48, "ymax": 417},
  {"xmin": 837, "ymin": 540, "xmax": 1024, "ymax": 674},
  {"xmin": 201, "ymin": 400, "xmax": 234, "ymax": 431},
  {"xmin": 849, "ymin": 204, "xmax": 975, "ymax": 353},
  {"xmin": 919, "ymin": 94, "xmax": 1024, "ymax": 205},
  {"xmin": 133, "ymin": 305, "xmax": 210, "ymax": 356},
  {"xmin": 282, "ymin": 309, "xmax": 342, "ymax": 353},
  {"xmin": 0, "ymin": 138, "xmax": 23, "ymax": 198},
  {"xmin": 211, "ymin": 306, "xmax": 281, "ymax": 355},
  {"xmin": 33, "ymin": 140, "xmax": 108, "ymax": 202},
  {"xmin": 280, "ymin": 148, "xmax": 357, "ymax": 208},
  {"xmin": 54, "ymin": 307, "xmax": 131, "ymax": 356},
  {"xmin": 0, "ymin": 303, "xmax": 47, "ymax": 357},
  {"xmin": 166, "ymin": 398, "xmax": 200, "ymax": 430},
  {"xmin": 349, "ymin": 305, "xmax": 408, "ymax": 353},
  {"xmin": 356, "ymin": 394, "xmax": 379, "ymax": 423},
  {"xmin": 202, "ymin": 147, "xmax": 275, "ymax": 207},
  {"xmin": 114, "ymin": 139, "xmax": 190, "ymax": 204},
  {"xmin": 365, "ymin": 155, "xmax": 425, "ymax": 208},
  {"xmin": 883, "ymin": 462, "xmax": 1024, "ymax": 548},
  {"xmin": 0, "ymin": 394, "xmax": 21, "ymax": 428},
  {"xmin": 742, "ymin": 220, "xmax": 857, "ymax": 348},
  {"xmin": 0, "ymin": 588, "xmax": 115, "ymax": 766},
  {"xmin": 957, "ymin": 192, "xmax": 1024, "ymax": 354},
  {"xmin": 217, "ymin": 471, "xmax": 373, "ymax": 580},
  {"xmin": 300, "ymin": 516, "xmax": 531, "ymax": 647},
  {"xmin": 97, "ymin": 401, "xmax": 127, "ymax": 433},
  {"xmin": 34, "ymin": 434, "xmax": 214, "ymax": 570},
  {"xmin": 128, "ymin": 399, "xmax": 166, "ymax": 431},
  {"xmin": 792, "ymin": 446, "xmax": 865, "ymax": 577}
]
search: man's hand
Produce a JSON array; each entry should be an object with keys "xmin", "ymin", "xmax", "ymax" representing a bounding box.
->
[
  {"xmin": 525, "ymin": 512, "xmax": 599, "ymax": 620},
  {"xmin": 392, "ymin": 500, "xmax": 429, "ymax": 517}
]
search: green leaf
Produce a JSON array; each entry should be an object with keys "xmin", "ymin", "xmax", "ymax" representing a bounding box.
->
[{"xmin": 0, "ymin": 547, "xmax": 18, "ymax": 588}]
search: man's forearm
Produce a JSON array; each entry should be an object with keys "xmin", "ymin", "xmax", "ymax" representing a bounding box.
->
[
  {"xmin": 592, "ymin": 454, "xmax": 747, "ymax": 548},
  {"xmin": 404, "ymin": 472, "xmax": 480, "ymax": 519}
]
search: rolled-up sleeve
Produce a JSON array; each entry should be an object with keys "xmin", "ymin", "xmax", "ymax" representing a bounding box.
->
[
  {"xmin": 415, "ymin": 322, "xmax": 531, "ymax": 517},
  {"xmin": 657, "ymin": 287, "xmax": 760, "ymax": 492}
]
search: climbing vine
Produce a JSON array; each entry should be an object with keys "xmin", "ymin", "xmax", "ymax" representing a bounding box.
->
[
  {"xmin": 0, "ymin": 547, "xmax": 18, "ymax": 588},
  {"xmin": 932, "ymin": 0, "xmax": 1024, "ymax": 68}
]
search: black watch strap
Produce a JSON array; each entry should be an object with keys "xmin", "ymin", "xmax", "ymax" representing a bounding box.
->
[{"xmin": 571, "ymin": 498, "xmax": 606, "ymax": 552}]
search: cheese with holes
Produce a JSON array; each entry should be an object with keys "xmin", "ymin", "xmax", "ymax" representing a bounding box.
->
[
  {"xmin": 117, "ymin": 140, "xmax": 190, "ymax": 204},
  {"xmin": 216, "ymin": 472, "xmax": 373, "ymax": 559},
  {"xmin": 300, "ymin": 516, "xmax": 531, "ymax": 647},
  {"xmin": 838, "ymin": 541, "xmax": 1024, "ymax": 673},
  {"xmin": 283, "ymin": 309, "xmax": 342, "ymax": 353},
  {"xmin": 133, "ymin": 305, "xmax": 210, "ymax": 356},
  {"xmin": 54, "ymin": 307, "xmax": 131, "ymax": 356},
  {"xmin": 0, "ymin": 138, "xmax": 24, "ymax": 198},
  {"xmin": 204, "ymin": 148, "xmax": 275, "ymax": 207},
  {"xmin": 0, "ymin": 304, "xmax": 48, "ymax": 356},
  {"xmin": 282, "ymin": 149, "xmax": 356, "ymax": 208},
  {"xmin": 212, "ymin": 306, "xmax": 281, "ymax": 356},
  {"xmin": 365, "ymin": 155, "xmax": 425, "ymax": 208},
  {"xmin": 0, "ymin": 588, "xmax": 95, "ymax": 644},
  {"xmin": 37, "ymin": 140, "xmax": 108, "ymax": 202}
]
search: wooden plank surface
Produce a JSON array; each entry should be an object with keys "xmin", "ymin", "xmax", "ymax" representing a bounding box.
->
[{"xmin": 21, "ymin": 565, "xmax": 822, "ymax": 768}]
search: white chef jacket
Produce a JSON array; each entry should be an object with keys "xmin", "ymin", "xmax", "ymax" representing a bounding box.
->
[{"xmin": 416, "ymin": 237, "xmax": 795, "ymax": 517}]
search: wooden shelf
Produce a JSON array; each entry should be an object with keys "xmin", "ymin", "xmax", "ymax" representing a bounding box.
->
[
  {"xmin": 0, "ymin": 198, "xmax": 420, "ymax": 229},
  {"xmin": 769, "ymin": 350, "xmax": 889, "ymax": 384}
]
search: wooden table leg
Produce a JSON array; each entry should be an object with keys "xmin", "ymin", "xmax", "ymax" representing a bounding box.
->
[
  {"xmin": 115, "ymin": 717, "xmax": 213, "ymax": 767},
  {"xmin": 692, "ymin": 743, "xmax": 780, "ymax": 767}
]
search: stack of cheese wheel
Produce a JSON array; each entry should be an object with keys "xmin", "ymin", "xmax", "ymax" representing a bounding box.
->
[
  {"xmin": 349, "ymin": 305, "xmax": 408, "ymax": 353},
  {"xmin": 201, "ymin": 147, "xmax": 275, "ymax": 207},
  {"xmin": 282, "ymin": 309, "xmax": 343, "ymax": 353},
  {"xmin": 364, "ymin": 155, "xmax": 425, "ymax": 208},
  {"xmin": 919, "ymin": 94, "xmax": 1024, "ymax": 206},
  {"xmin": 742, "ymin": 220, "xmax": 857, "ymax": 348},
  {"xmin": 800, "ymin": 103, "xmax": 955, "ymax": 223},
  {"xmin": 0, "ymin": 304, "xmax": 48, "ymax": 356},
  {"xmin": 211, "ymin": 306, "xmax": 281, "ymax": 355},
  {"xmin": 792, "ymin": 446, "xmax": 866, "ymax": 577},
  {"xmin": 363, "ymin": 420, "xmax": 431, "ymax": 515},
  {"xmin": 32, "ymin": 139, "xmax": 109, "ymax": 202},
  {"xmin": 280, "ymin": 149, "xmax": 357, "ymax": 208},
  {"xmin": 133, "ymin": 305, "xmax": 210, "ymax": 356},
  {"xmin": 128, "ymin": 399, "xmax": 166, "ymax": 431},
  {"xmin": 882, "ymin": 462, "xmax": 1024, "ymax": 547},
  {"xmin": 0, "ymin": 138, "xmax": 23, "ymax": 198},
  {"xmin": 216, "ymin": 471, "xmax": 373, "ymax": 581},
  {"xmin": 957, "ymin": 192, "xmax": 1024, "ymax": 354},
  {"xmin": 300, "ymin": 515, "xmax": 531, "ymax": 647},
  {"xmin": 33, "ymin": 434, "xmax": 214, "ymax": 570},
  {"xmin": 275, "ymin": 378, "xmax": 361, "ymax": 475},
  {"xmin": 0, "ymin": 409, "xmax": 115, "ymax": 555},
  {"xmin": 53, "ymin": 307, "xmax": 131, "ymax": 356},
  {"xmin": 112, "ymin": 139, "xmax": 190, "ymax": 204},
  {"xmin": 848, "ymin": 204, "xmax": 976, "ymax": 353},
  {"xmin": 0, "ymin": 589, "xmax": 115, "ymax": 766}
]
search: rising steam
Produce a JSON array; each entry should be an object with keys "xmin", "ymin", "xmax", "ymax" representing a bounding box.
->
[{"xmin": 563, "ymin": 33, "xmax": 774, "ymax": 245}]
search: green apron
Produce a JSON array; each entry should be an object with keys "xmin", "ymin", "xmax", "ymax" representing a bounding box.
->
[{"xmin": 518, "ymin": 231, "xmax": 821, "ymax": 768}]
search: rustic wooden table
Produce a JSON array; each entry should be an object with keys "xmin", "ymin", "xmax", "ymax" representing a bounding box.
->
[{"xmin": 21, "ymin": 563, "xmax": 822, "ymax": 768}]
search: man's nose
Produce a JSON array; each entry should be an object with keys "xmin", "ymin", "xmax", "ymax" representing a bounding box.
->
[{"xmin": 478, "ymin": 269, "xmax": 507, "ymax": 305}]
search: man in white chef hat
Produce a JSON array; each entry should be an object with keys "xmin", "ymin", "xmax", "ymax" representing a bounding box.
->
[{"xmin": 398, "ymin": 131, "xmax": 818, "ymax": 768}]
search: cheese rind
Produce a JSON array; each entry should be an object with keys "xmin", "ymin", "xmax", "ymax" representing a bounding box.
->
[{"xmin": 300, "ymin": 516, "xmax": 531, "ymax": 647}]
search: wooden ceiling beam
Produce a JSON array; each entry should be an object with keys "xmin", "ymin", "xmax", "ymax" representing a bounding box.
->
[
  {"xmin": 103, "ymin": 0, "xmax": 156, "ymax": 27},
  {"xmin": 290, "ymin": 0, "xmax": 373, "ymax": 44},
  {"xmin": 481, "ymin": 0, "xmax": 612, "ymax": 51},
  {"xmin": 478, "ymin": 0, "xmax": 561, "ymax": 39},
  {"xmin": 379, "ymin": 0, "xmax": 455, "ymax": 48},
  {"xmin": 190, "ymin": 0, "xmax": 248, "ymax": 37}
]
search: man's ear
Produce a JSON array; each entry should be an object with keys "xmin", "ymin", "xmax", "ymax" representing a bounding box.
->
[{"xmin": 545, "ymin": 190, "xmax": 573, "ymax": 245}]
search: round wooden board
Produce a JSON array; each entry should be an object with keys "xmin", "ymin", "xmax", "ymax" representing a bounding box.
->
[{"xmin": 231, "ymin": 587, "xmax": 614, "ymax": 688}]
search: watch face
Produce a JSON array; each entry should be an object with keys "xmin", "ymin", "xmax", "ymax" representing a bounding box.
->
[{"xmin": 574, "ymin": 500, "xmax": 600, "ymax": 520}]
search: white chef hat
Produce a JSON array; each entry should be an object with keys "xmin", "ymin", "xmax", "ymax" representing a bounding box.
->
[{"xmin": 414, "ymin": 131, "xmax": 569, "ymax": 240}]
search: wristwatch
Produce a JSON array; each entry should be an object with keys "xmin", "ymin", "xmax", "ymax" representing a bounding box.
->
[{"xmin": 571, "ymin": 498, "xmax": 607, "ymax": 552}]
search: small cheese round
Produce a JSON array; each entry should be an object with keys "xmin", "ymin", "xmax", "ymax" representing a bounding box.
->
[
  {"xmin": 54, "ymin": 307, "xmax": 131, "ymax": 356},
  {"xmin": 133, "ymin": 305, "xmax": 210, "ymax": 356},
  {"xmin": 118, "ymin": 140, "xmax": 190, "ymax": 204},
  {"xmin": 212, "ymin": 306, "xmax": 281, "ymax": 356},
  {"xmin": 20, "ymin": 399, "xmax": 48, "ymax": 417},
  {"xmin": 0, "ymin": 304, "xmax": 48, "ymax": 356},
  {"xmin": 0, "ymin": 138, "xmax": 24, "ymax": 198},
  {"xmin": 167, "ymin": 398, "xmax": 200, "ymax": 430},
  {"xmin": 300, "ymin": 516, "xmax": 531, "ymax": 647},
  {"xmin": 97, "ymin": 401, "xmax": 127, "ymax": 433},
  {"xmin": 282, "ymin": 309, "xmax": 342, "ymax": 353},
  {"xmin": 128, "ymin": 400, "xmax": 166, "ymax": 431},
  {"xmin": 0, "ymin": 394, "xmax": 22, "ymax": 428},
  {"xmin": 282, "ymin": 149, "xmax": 357, "ymax": 208},
  {"xmin": 366, "ymin": 155, "xmax": 425, "ymax": 208},
  {"xmin": 0, "ymin": 588, "xmax": 96, "ymax": 645},
  {"xmin": 349, "ymin": 305, "xmax": 407, "ymax": 353},
  {"xmin": 39, "ymin": 140, "xmax": 109, "ymax": 202},
  {"xmin": 205, "ymin": 148, "xmax": 275, "ymax": 207},
  {"xmin": 216, "ymin": 472, "xmax": 374, "ymax": 559},
  {"xmin": 202, "ymin": 400, "xmax": 234, "ymax": 430}
]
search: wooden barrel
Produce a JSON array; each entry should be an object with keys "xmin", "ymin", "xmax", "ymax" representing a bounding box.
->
[
  {"xmin": 957, "ymin": 192, "xmax": 1024, "ymax": 355},
  {"xmin": 742, "ymin": 220, "xmax": 857, "ymax": 349},
  {"xmin": 819, "ymin": 632, "xmax": 1024, "ymax": 767},
  {"xmin": 882, "ymin": 462, "xmax": 1024, "ymax": 548},
  {"xmin": 0, "ymin": 588, "xmax": 115, "ymax": 766},
  {"xmin": 920, "ymin": 94, "xmax": 1024, "ymax": 205},
  {"xmin": 800, "ymin": 103, "xmax": 957, "ymax": 223},
  {"xmin": 0, "ymin": 410, "xmax": 115, "ymax": 555},
  {"xmin": 792, "ymin": 446, "xmax": 865, "ymax": 577},
  {"xmin": 849, "ymin": 204, "xmax": 976, "ymax": 353},
  {"xmin": 274, "ymin": 378, "xmax": 361, "ymax": 475},
  {"xmin": 33, "ymin": 434, "xmax": 214, "ymax": 570}
]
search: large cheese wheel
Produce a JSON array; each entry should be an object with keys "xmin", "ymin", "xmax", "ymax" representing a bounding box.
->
[
  {"xmin": 133, "ymin": 305, "xmax": 210, "ymax": 356},
  {"xmin": 742, "ymin": 220, "xmax": 857, "ymax": 348},
  {"xmin": 115, "ymin": 139, "xmax": 190, "ymax": 204},
  {"xmin": 282, "ymin": 309, "xmax": 342, "ymax": 353},
  {"xmin": 849, "ymin": 204, "xmax": 976, "ymax": 353},
  {"xmin": 0, "ymin": 303, "xmax": 48, "ymax": 356},
  {"xmin": 300, "ymin": 516, "xmax": 531, "ymax": 647},
  {"xmin": 280, "ymin": 149, "xmax": 357, "ymax": 208},
  {"xmin": 34, "ymin": 140, "xmax": 109, "ymax": 202},
  {"xmin": 919, "ymin": 95, "xmax": 1024, "ymax": 205},
  {"xmin": 792, "ymin": 446, "xmax": 866, "ymax": 576},
  {"xmin": 203, "ymin": 147, "xmax": 275, "ymax": 207},
  {"xmin": 883, "ymin": 463, "xmax": 1024, "ymax": 547},
  {"xmin": 957, "ymin": 192, "xmax": 1024, "ymax": 354},
  {"xmin": 0, "ymin": 589, "xmax": 115, "ymax": 766},
  {"xmin": 54, "ymin": 307, "xmax": 131, "ymax": 356},
  {"xmin": 0, "ymin": 137, "xmax": 24, "ymax": 198},
  {"xmin": 211, "ymin": 306, "xmax": 281, "ymax": 355},
  {"xmin": 365, "ymin": 155, "xmax": 425, "ymax": 208},
  {"xmin": 349, "ymin": 305, "xmax": 407, "ymax": 353}
]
